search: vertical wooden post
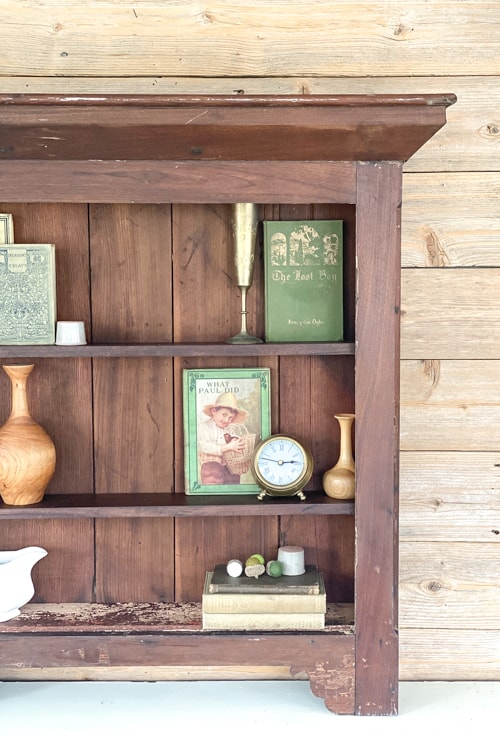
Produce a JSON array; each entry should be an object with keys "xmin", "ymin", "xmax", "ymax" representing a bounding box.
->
[{"xmin": 354, "ymin": 161, "xmax": 401, "ymax": 715}]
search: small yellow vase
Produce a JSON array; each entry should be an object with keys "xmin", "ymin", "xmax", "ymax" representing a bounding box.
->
[{"xmin": 323, "ymin": 413, "xmax": 355, "ymax": 500}]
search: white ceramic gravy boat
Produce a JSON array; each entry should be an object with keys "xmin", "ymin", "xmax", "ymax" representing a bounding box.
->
[{"xmin": 0, "ymin": 546, "xmax": 48, "ymax": 622}]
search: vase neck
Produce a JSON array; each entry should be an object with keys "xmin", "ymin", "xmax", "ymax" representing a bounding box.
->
[
  {"xmin": 335, "ymin": 414, "xmax": 354, "ymax": 466},
  {"xmin": 3, "ymin": 365, "xmax": 34, "ymax": 419}
]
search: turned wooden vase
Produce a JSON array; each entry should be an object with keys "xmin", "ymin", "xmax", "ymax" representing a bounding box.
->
[
  {"xmin": 0, "ymin": 364, "xmax": 56, "ymax": 505},
  {"xmin": 322, "ymin": 413, "xmax": 355, "ymax": 500}
]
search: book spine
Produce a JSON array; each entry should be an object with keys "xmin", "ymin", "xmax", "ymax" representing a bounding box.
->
[
  {"xmin": 202, "ymin": 612, "xmax": 325, "ymax": 630},
  {"xmin": 202, "ymin": 593, "xmax": 326, "ymax": 614}
]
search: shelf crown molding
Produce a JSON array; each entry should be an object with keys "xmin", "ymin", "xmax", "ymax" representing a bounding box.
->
[{"xmin": 0, "ymin": 93, "xmax": 456, "ymax": 163}]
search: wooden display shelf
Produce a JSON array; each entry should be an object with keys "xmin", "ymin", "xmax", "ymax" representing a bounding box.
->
[
  {"xmin": 0, "ymin": 93, "xmax": 456, "ymax": 714},
  {"xmin": 0, "ymin": 492, "xmax": 354, "ymax": 519},
  {"xmin": 0, "ymin": 342, "xmax": 355, "ymax": 358}
]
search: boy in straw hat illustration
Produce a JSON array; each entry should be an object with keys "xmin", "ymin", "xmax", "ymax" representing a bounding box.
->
[{"xmin": 198, "ymin": 391, "xmax": 249, "ymax": 485}]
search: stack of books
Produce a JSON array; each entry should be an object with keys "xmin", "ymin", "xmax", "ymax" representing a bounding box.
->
[{"xmin": 202, "ymin": 564, "xmax": 326, "ymax": 630}]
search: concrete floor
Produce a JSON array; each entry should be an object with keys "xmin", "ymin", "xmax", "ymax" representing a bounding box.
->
[{"xmin": 2, "ymin": 680, "xmax": 499, "ymax": 736}]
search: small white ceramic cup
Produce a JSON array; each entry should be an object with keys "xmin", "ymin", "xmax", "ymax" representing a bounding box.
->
[{"xmin": 56, "ymin": 320, "xmax": 87, "ymax": 345}]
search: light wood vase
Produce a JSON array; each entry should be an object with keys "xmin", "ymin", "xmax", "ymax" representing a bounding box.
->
[
  {"xmin": 0, "ymin": 364, "xmax": 56, "ymax": 505},
  {"xmin": 322, "ymin": 413, "xmax": 355, "ymax": 500}
]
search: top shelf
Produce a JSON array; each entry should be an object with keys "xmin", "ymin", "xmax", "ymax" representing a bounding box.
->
[
  {"xmin": 0, "ymin": 93, "xmax": 456, "ymax": 204},
  {"xmin": 0, "ymin": 342, "xmax": 355, "ymax": 359}
]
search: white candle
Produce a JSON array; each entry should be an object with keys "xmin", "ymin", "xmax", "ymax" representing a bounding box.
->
[
  {"xmin": 277, "ymin": 546, "xmax": 305, "ymax": 575},
  {"xmin": 226, "ymin": 559, "xmax": 243, "ymax": 577}
]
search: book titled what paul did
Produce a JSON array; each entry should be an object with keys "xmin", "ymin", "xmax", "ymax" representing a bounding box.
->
[
  {"xmin": 263, "ymin": 220, "xmax": 343, "ymax": 342},
  {"xmin": 0, "ymin": 244, "xmax": 57, "ymax": 345}
]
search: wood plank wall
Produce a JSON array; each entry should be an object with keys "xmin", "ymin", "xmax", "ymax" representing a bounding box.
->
[{"xmin": 1, "ymin": 1, "xmax": 499, "ymax": 681}]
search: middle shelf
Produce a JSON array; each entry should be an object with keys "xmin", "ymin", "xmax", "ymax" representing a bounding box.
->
[{"xmin": 0, "ymin": 492, "xmax": 354, "ymax": 519}]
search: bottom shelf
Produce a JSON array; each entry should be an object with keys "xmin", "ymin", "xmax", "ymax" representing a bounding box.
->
[
  {"xmin": 0, "ymin": 601, "xmax": 354, "ymax": 633},
  {"xmin": 0, "ymin": 602, "xmax": 355, "ymax": 714}
]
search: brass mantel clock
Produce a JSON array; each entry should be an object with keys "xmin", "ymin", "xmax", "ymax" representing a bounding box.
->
[{"xmin": 252, "ymin": 434, "xmax": 314, "ymax": 500}]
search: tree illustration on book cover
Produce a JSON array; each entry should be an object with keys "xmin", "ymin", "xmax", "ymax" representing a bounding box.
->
[
  {"xmin": 263, "ymin": 220, "xmax": 343, "ymax": 342},
  {"xmin": 183, "ymin": 368, "xmax": 271, "ymax": 495}
]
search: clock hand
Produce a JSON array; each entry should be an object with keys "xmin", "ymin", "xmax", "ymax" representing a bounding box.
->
[{"xmin": 260, "ymin": 456, "xmax": 300, "ymax": 465}]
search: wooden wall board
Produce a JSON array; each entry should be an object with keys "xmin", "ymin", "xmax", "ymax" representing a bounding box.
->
[
  {"xmin": 400, "ymin": 451, "xmax": 500, "ymax": 543},
  {"xmin": 401, "ymin": 269, "xmax": 500, "ymax": 359},
  {"xmin": 400, "ymin": 629, "xmax": 500, "ymax": 680},
  {"xmin": 280, "ymin": 515, "xmax": 355, "ymax": 602},
  {"xmin": 402, "ymin": 173, "xmax": 500, "ymax": 267},
  {"xmin": 95, "ymin": 518, "xmax": 175, "ymax": 603},
  {"xmin": 3, "ymin": 3, "xmax": 500, "ymax": 78},
  {"xmin": 174, "ymin": 516, "xmax": 279, "ymax": 602},
  {"xmin": 88, "ymin": 203, "xmax": 176, "ymax": 602},
  {"xmin": 401, "ymin": 360, "xmax": 500, "ymax": 450},
  {"xmin": 400, "ymin": 541, "xmax": 500, "ymax": 629},
  {"xmin": 0, "ymin": 201, "xmax": 96, "ymax": 605},
  {"xmin": 0, "ymin": 519, "xmax": 95, "ymax": 603},
  {"xmin": 0, "ymin": 202, "xmax": 93, "ymax": 494}
]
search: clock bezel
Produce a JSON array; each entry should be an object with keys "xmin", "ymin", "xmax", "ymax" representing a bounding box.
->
[{"xmin": 252, "ymin": 434, "xmax": 314, "ymax": 497}]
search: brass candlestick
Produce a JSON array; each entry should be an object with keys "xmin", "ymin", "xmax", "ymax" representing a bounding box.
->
[{"xmin": 226, "ymin": 202, "xmax": 263, "ymax": 344}]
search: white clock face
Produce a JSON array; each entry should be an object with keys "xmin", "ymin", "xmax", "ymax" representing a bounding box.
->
[{"xmin": 256, "ymin": 438, "xmax": 306, "ymax": 487}]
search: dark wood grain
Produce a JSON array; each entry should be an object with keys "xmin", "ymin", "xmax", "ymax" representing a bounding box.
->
[
  {"xmin": 0, "ymin": 519, "xmax": 94, "ymax": 602},
  {"xmin": 0, "ymin": 93, "xmax": 456, "ymax": 162},
  {"xmin": 0, "ymin": 342, "xmax": 355, "ymax": 358},
  {"xmin": 354, "ymin": 162, "xmax": 401, "ymax": 716},
  {"xmin": 90, "ymin": 203, "xmax": 175, "ymax": 602},
  {"xmin": 0, "ymin": 602, "xmax": 355, "ymax": 633},
  {"xmin": 0, "ymin": 492, "xmax": 354, "ymax": 518},
  {"xmin": 0, "ymin": 161, "xmax": 358, "ymax": 204},
  {"xmin": 0, "ymin": 202, "xmax": 94, "ymax": 604}
]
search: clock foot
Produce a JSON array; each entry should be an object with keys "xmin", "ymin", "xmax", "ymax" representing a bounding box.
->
[
  {"xmin": 297, "ymin": 490, "xmax": 306, "ymax": 501},
  {"xmin": 257, "ymin": 490, "xmax": 266, "ymax": 500}
]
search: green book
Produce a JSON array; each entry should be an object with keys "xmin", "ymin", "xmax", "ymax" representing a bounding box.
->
[
  {"xmin": 0, "ymin": 244, "xmax": 57, "ymax": 345},
  {"xmin": 208, "ymin": 564, "xmax": 322, "ymax": 594},
  {"xmin": 263, "ymin": 220, "xmax": 343, "ymax": 342}
]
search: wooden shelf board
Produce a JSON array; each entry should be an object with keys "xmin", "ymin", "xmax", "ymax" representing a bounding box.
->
[
  {"xmin": 0, "ymin": 342, "xmax": 355, "ymax": 358},
  {"xmin": 0, "ymin": 492, "xmax": 354, "ymax": 519},
  {"xmin": 0, "ymin": 602, "xmax": 355, "ymax": 635}
]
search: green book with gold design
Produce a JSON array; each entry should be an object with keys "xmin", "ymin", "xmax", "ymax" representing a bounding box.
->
[{"xmin": 263, "ymin": 220, "xmax": 343, "ymax": 342}]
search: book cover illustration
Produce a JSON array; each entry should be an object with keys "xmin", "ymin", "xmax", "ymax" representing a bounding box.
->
[
  {"xmin": 183, "ymin": 368, "xmax": 271, "ymax": 495},
  {"xmin": 263, "ymin": 220, "xmax": 343, "ymax": 342},
  {"xmin": 0, "ymin": 244, "xmax": 57, "ymax": 345}
]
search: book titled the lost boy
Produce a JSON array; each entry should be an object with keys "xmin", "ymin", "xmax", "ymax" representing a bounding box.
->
[
  {"xmin": 0, "ymin": 244, "xmax": 57, "ymax": 344},
  {"xmin": 263, "ymin": 220, "xmax": 343, "ymax": 342}
]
